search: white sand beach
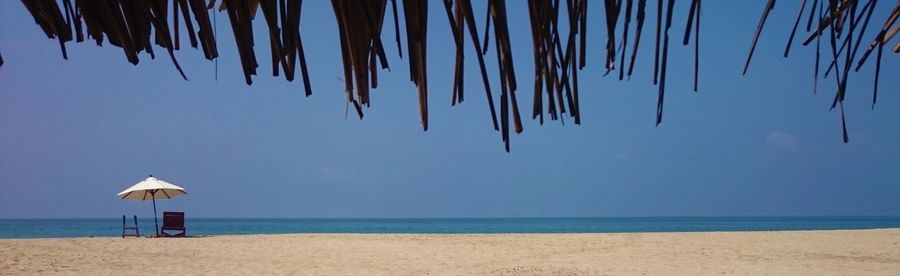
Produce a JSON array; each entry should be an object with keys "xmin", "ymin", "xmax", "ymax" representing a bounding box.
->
[{"xmin": 1, "ymin": 229, "xmax": 899, "ymax": 275}]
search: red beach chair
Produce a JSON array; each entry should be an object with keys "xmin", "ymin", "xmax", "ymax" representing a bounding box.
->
[{"xmin": 160, "ymin": 211, "xmax": 186, "ymax": 237}]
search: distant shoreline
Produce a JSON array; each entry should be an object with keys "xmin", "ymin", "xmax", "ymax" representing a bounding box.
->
[
  {"xmin": 3, "ymin": 227, "xmax": 900, "ymax": 241},
  {"xmin": 3, "ymin": 216, "xmax": 900, "ymax": 239},
  {"xmin": 4, "ymin": 215, "xmax": 900, "ymax": 219}
]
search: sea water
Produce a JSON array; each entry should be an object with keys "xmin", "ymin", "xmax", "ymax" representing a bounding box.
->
[{"xmin": 1, "ymin": 217, "xmax": 899, "ymax": 239}]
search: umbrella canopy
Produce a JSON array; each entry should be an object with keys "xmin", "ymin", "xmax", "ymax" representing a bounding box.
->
[
  {"xmin": 117, "ymin": 175, "xmax": 187, "ymax": 237},
  {"xmin": 118, "ymin": 176, "xmax": 187, "ymax": 200}
]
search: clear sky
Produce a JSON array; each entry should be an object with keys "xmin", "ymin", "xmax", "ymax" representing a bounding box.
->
[{"xmin": 1, "ymin": 1, "xmax": 898, "ymax": 218}]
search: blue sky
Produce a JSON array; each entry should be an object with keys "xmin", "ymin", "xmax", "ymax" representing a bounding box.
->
[{"xmin": 1, "ymin": 1, "xmax": 898, "ymax": 218}]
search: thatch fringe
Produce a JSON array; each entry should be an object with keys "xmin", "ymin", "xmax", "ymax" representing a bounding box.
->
[
  {"xmin": 444, "ymin": 0, "xmax": 500, "ymax": 132},
  {"xmin": 486, "ymin": 0, "xmax": 522, "ymax": 152},
  {"xmin": 403, "ymin": 0, "xmax": 429, "ymax": 130},
  {"xmin": 14, "ymin": 0, "xmax": 900, "ymax": 150},
  {"xmin": 770, "ymin": 0, "xmax": 900, "ymax": 142},
  {"xmin": 526, "ymin": 0, "xmax": 586, "ymax": 129}
]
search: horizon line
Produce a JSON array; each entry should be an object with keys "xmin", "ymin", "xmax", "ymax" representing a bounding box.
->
[{"xmin": 3, "ymin": 215, "xmax": 900, "ymax": 220}]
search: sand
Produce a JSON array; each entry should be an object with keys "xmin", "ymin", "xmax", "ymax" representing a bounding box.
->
[{"xmin": 2, "ymin": 229, "xmax": 899, "ymax": 275}]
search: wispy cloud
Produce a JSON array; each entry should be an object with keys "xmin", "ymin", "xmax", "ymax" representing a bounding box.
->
[{"xmin": 765, "ymin": 131, "xmax": 800, "ymax": 150}]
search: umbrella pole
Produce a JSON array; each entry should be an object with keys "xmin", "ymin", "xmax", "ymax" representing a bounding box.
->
[{"xmin": 152, "ymin": 192, "xmax": 159, "ymax": 237}]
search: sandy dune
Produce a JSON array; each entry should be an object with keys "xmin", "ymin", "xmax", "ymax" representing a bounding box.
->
[{"xmin": 2, "ymin": 229, "xmax": 899, "ymax": 275}]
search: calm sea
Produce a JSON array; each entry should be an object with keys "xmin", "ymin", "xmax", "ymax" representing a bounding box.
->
[{"xmin": 1, "ymin": 217, "xmax": 898, "ymax": 239}]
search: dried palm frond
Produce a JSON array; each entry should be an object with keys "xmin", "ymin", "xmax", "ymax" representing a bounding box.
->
[
  {"xmin": 855, "ymin": 1, "xmax": 899, "ymax": 109},
  {"xmin": 602, "ymin": 0, "xmax": 620, "ymax": 73},
  {"xmin": 784, "ymin": 0, "xmax": 808, "ymax": 57},
  {"xmin": 403, "ymin": 0, "xmax": 429, "ymax": 130},
  {"xmin": 750, "ymin": 0, "xmax": 899, "ymax": 143},
  {"xmin": 743, "ymin": 0, "xmax": 775, "ymax": 76},
  {"xmin": 683, "ymin": 0, "xmax": 700, "ymax": 92},
  {"xmin": 22, "ymin": 0, "xmax": 72, "ymax": 59},
  {"xmin": 626, "ymin": 0, "xmax": 646, "ymax": 78},
  {"xmin": 222, "ymin": 0, "xmax": 258, "ymax": 84},
  {"xmin": 526, "ymin": 0, "xmax": 586, "ymax": 126},
  {"xmin": 652, "ymin": 0, "xmax": 662, "ymax": 85},
  {"xmin": 254, "ymin": 0, "xmax": 311, "ymax": 95},
  {"xmin": 442, "ymin": 0, "xmax": 499, "ymax": 131},
  {"xmin": 21, "ymin": 0, "xmax": 221, "ymax": 80},
  {"xmin": 487, "ymin": 0, "xmax": 522, "ymax": 152},
  {"xmin": 15, "ymin": 0, "xmax": 900, "ymax": 150},
  {"xmin": 331, "ymin": 0, "xmax": 393, "ymax": 119},
  {"xmin": 655, "ymin": 0, "xmax": 674, "ymax": 126},
  {"xmin": 619, "ymin": 0, "xmax": 633, "ymax": 82}
]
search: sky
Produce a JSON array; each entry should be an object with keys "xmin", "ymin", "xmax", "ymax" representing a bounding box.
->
[{"xmin": 1, "ymin": 1, "xmax": 898, "ymax": 218}]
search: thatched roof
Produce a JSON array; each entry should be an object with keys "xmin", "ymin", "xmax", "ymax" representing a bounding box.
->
[{"xmin": 11, "ymin": 0, "xmax": 900, "ymax": 151}]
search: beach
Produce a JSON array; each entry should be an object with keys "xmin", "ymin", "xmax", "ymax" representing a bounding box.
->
[{"xmin": 1, "ymin": 229, "xmax": 899, "ymax": 275}]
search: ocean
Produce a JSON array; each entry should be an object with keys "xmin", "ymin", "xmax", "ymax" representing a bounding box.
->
[{"xmin": 1, "ymin": 217, "xmax": 898, "ymax": 239}]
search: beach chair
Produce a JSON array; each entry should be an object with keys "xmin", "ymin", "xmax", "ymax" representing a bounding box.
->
[
  {"xmin": 122, "ymin": 215, "xmax": 140, "ymax": 238},
  {"xmin": 160, "ymin": 211, "xmax": 187, "ymax": 237}
]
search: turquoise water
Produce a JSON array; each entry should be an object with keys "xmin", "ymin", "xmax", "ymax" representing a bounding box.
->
[{"xmin": 1, "ymin": 217, "xmax": 899, "ymax": 239}]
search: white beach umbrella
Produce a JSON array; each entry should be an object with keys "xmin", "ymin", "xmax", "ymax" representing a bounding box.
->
[{"xmin": 117, "ymin": 175, "xmax": 187, "ymax": 236}]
